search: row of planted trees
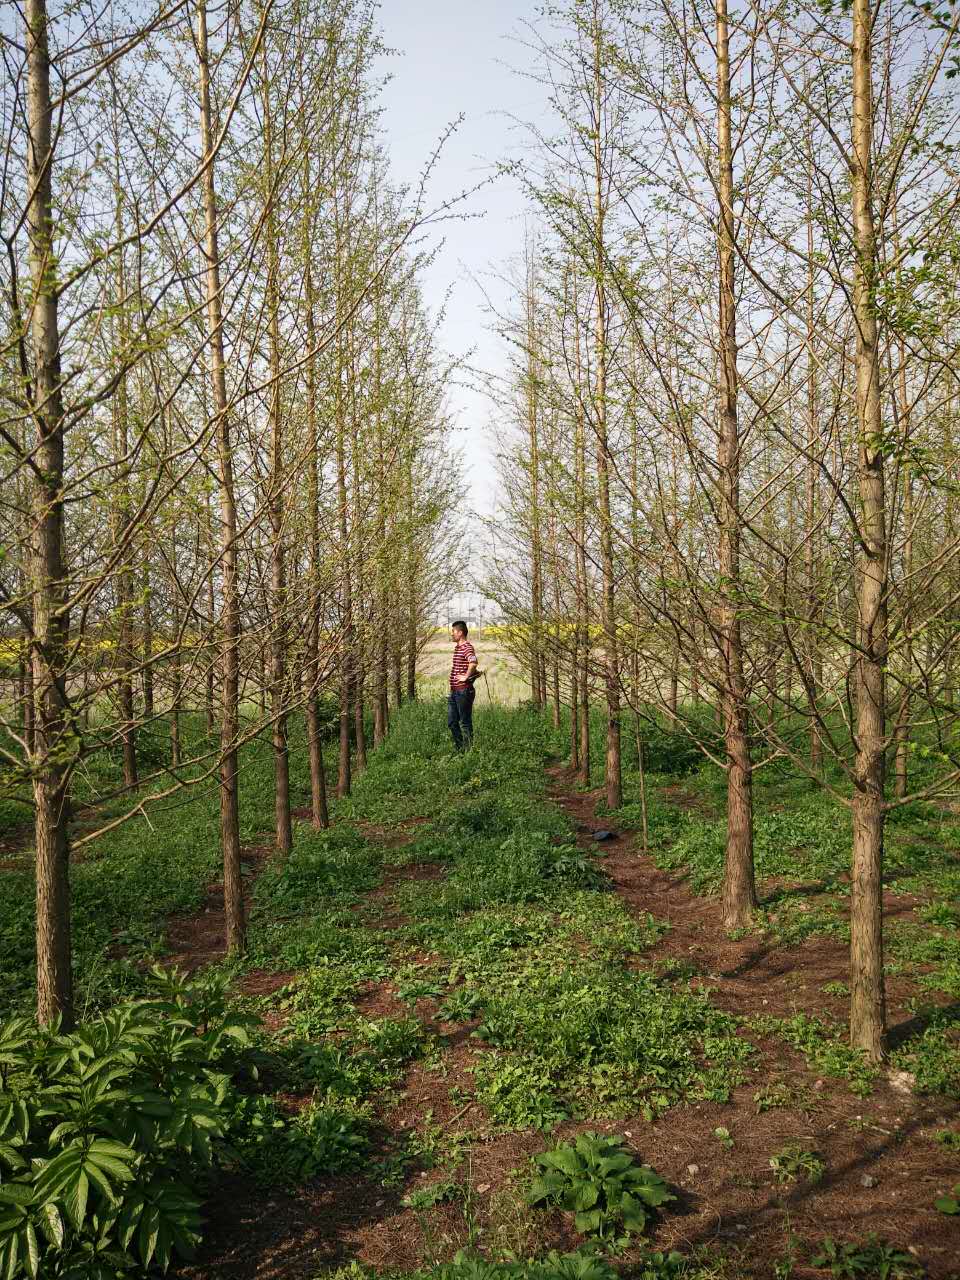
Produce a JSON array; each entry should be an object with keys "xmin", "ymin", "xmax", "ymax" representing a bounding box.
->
[
  {"xmin": 488, "ymin": 0, "xmax": 960, "ymax": 1061},
  {"xmin": 1, "ymin": 0, "xmax": 460, "ymax": 1027}
]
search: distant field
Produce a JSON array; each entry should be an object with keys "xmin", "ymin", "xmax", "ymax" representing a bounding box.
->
[{"xmin": 418, "ymin": 633, "xmax": 528, "ymax": 705}]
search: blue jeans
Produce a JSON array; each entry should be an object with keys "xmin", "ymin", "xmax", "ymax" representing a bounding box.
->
[{"xmin": 448, "ymin": 688, "xmax": 475, "ymax": 751}]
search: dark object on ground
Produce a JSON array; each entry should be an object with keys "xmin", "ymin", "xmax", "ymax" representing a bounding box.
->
[{"xmin": 592, "ymin": 829, "xmax": 618, "ymax": 841}]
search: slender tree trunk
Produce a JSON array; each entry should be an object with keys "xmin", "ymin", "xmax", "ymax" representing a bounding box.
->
[
  {"xmin": 893, "ymin": 351, "xmax": 912, "ymax": 799},
  {"xmin": 111, "ymin": 177, "xmax": 138, "ymax": 790},
  {"xmin": 261, "ymin": 56, "xmax": 292, "ymax": 855},
  {"xmin": 142, "ymin": 557, "xmax": 154, "ymax": 719},
  {"xmin": 351, "ymin": 420, "xmax": 367, "ymax": 775},
  {"xmin": 716, "ymin": 0, "xmax": 756, "ymax": 931},
  {"xmin": 336, "ymin": 393, "xmax": 353, "ymax": 797},
  {"xmin": 393, "ymin": 634, "xmax": 404, "ymax": 709},
  {"xmin": 373, "ymin": 267, "xmax": 389, "ymax": 748},
  {"xmin": 405, "ymin": 450, "xmax": 418, "ymax": 701},
  {"xmin": 526, "ymin": 249, "xmax": 545, "ymax": 709},
  {"xmin": 197, "ymin": 0, "xmax": 244, "ymax": 951},
  {"xmin": 26, "ymin": 0, "xmax": 73, "ymax": 1027},
  {"xmin": 804, "ymin": 120, "xmax": 823, "ymax": 773},
  {"xmin": 574, "ymin": 291, "xmax": 591, "ymax": 788},
  {"xmin": 205, "ymin": 499, "xmax": 215, "ymax": 734},
  {"xmin": 302, "ymin": 166, "xmax": 329, "ymax": 829},
  {"xmin": 170, "ymin": 585, "xmax": 181, "ymax": 770},
  {"xmin": 849, "ymin": 0, "xmax": 888, "ymax": 1060},
  {"xmin": 569, "ymin": 645, "xmax": 580, "ymax": 771},
  {"xmin": 591, "ymin": 7, "xmax": 622, "ymax": 809}
]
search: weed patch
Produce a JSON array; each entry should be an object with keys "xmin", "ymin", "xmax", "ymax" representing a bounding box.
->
[
  {"xmin": 471, "ymin": 953, "xmax": 751, "ymax": 1123},
  {"xmin": 751, "ymin": 1013, "xmax": 878, "ymax": 1096}
]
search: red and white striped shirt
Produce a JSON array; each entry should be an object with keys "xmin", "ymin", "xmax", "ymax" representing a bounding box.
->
[{"xmin": 450, "ymin": 639, "xmax": 477, "ymax": 691}]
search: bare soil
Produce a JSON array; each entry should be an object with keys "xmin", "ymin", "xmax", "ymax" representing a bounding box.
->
[{"xmin": 163, "ymin": 844, "xmax": 276, "ymax": 973}]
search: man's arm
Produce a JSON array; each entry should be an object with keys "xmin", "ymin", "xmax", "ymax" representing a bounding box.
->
[{"xmin": 465, "ymin": 642, "xmax": 479, "ymax": 682}]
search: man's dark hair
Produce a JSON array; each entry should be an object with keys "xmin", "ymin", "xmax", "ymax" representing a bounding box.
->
[{"xmin": 452, "ymin": 620, "xmax": 468, "ymax": 635}]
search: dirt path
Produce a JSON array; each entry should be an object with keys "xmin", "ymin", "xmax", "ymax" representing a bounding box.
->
[{"xmin": 546, "ymin": 764, "xmax": 960, "ymax": 1279}]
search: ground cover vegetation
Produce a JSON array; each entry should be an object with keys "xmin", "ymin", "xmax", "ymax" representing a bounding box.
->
[{"xmin": 1, "ymin": 699, "xmax": 960, "ymax": 1275}]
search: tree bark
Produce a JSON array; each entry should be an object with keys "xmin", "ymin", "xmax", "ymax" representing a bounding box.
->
[
  {"xmin": 302, "ymin": 158, "xmax": 329, "ymax": 829},
  {"xmin": 715, "ymin": 0, "xmax": 757, "ymax": 931},
  {"xmin": 26, "ymin": 0, "xmax": 73, "ymax": 1027},
  {"xmin": 197, "ymin": 0, "xmax": 244, "ymax": 951},
  {"xmin": 261, "ymin": 48, "xmax": 292, "ymax": 855},
  {"xmin": 591, "ymin": 3, "xmax": 622, "ymax": 809},
  {"xmin": 849, "ymin": 0, "xmax": 888, "ymax": 1061}
]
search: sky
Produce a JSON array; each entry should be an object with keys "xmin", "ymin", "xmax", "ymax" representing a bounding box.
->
[{"xmin": 375, "ymin": 0, "xmax": 553, "ymax": 522}]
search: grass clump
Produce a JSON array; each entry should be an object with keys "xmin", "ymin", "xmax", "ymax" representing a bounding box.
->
[{"xmin": 768, "ymin": 1142, "xmax": 825, "ymax": 1185}]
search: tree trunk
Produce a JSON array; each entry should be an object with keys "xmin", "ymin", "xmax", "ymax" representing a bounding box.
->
[
  {"xmin": 112, "ymin": 179, "xmax": 137, "ymax": 791},
  {"xmin": 26, "ymin": 0, "xmax": 73, "ymax": 1027},
  {"xmin": 716, "ymin": 0, "xmax": 756, "ymax": 932},
  {"xmin": 526, "ymin": 248, "xmax": 545, "ymax": 710},
  {"xmin": 569, "ymin": 645, "xmax": 580, "ymax": 771},
  {"xmin": 170, "ymin": 585, "xmax": 181, "ymax": 770},
  {"xmin": 804, "ymin": 119, "xmax": 823, "ymax": 773},
  {"xmin": 574, "ymin": 303, "xmax": 591, "ymax": 790},
  {"xmin": 337, "ymin": 457, "xmax": 353, "ymax": 801},
  {"xmin": 261, "ymin": 55, "xmax": 292, "ymax": 856},
  {"xmin": 591, "ymin": 7, "xmax": 622, "ymax": 810},
  {"xmin": 849, "ymin": 0, "xmax": 888, "ymax": 1061},
  {"xmin": 302, "ymin": 166, "xmax": 329, "ymax": 830},
  {"xmin": 197, "ymin": 0, "xmax": 244, "ymax": 952},
  {"xmin": 142, "ymin": 554, "xmax": 154, "ymax": 719}
]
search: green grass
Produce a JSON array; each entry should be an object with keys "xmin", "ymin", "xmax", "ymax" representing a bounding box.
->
[{"xmin": 0, "ymin": 713, "xmax": 334, "ymax": 1014}]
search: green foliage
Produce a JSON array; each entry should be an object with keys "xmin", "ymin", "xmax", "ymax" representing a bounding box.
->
[
  {"xmin": 404, "ymin": 830, "xmax": 604, "ymax": 921},
  {"xmin": 768, "ymin": 1143, "xmax": 825, "ymax": 1185},
  {"xmin": 410, "ymin": 1248, "xmax": 621, "ymax": 1280},
  {"xmin": 281, "ymin": 965, "xmax": 366, "ymax": 1038},
  {"xmin": 471, "ymin": 953, "xmax": 751, "ymax": 1123},
  {"xmin": 0, "ymin": 715, "xmax": 330, "ymax": 1013},
  {"xmin": 526, "ymin": 1132, "xmax": 674, "ymax": 1240},
  {"xmin": 401, "ymin": 1178, "xmax": 462, "ymax": 1210},
  {"xmin": 250, "ymin": 910, "xmax": 389, "ymax": 977},
  {"xmin": 471, "ymin": 1056, "xmax": 569, "ymax": 1131},
  {"xmin": 324, "ymin": 1246, "xmax": 695, "ymax": 1280},
  {"xmin": 752, "ymin": 1014, "xmax": 878, "ymax": 1096},
  {"xmin": 656, "ymin": 804, "xmax": 854, "ymax": 897},
  {"xmin": 934, "ymin": 1183, "xmax": 960, "ymax": 1214},
  {"xmin": 0, "ymin": 968, "xmax": 253, "ymax": 1277},
  {"xmin": 753, "ymin": 1079, "xmax": 817, "ymax": 1115},
  {"xmin": 225, "ymin": 1095, "xmax": 367, "ymax": 1188},
  {"xmin": 809, "ymin": 1235, "xmax": 921, "ymax": 1278},
  {"xmin": 258, "ymin": 824, "xmax": 384, "ymax": 904},
  {"xmin": 916, "ymin": 900, "xmax": 960, "ymax": 928},
  {"xmin": 889, "ymin": 1005, "xmax": 960, "ymax": 1098},
  {"xmin": 357, "ymin": 1016, "xmax": 426, "ymax": 1064}
]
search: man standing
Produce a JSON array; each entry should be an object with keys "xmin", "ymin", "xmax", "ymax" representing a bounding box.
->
[{"xmin": 448, "ymin": 620, "xmax": 478, "ymax": 751}]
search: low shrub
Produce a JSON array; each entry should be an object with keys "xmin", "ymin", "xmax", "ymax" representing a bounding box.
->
[
  {"xmin": 527, "ymin": 1132, "xmax": 674, "ymax": 1239},
  {"xmin": 0, "ymin": 968, "xmax": 254, "ymax": 1278}
]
